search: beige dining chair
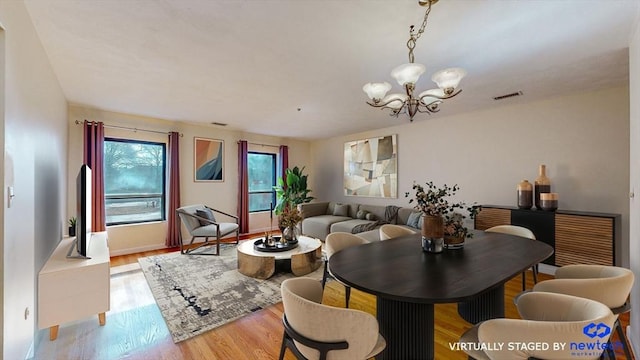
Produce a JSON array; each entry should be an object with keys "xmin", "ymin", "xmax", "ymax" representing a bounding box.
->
[
  {"xmin": 485, "ymin": 225, "xmax": 538, "ymax": 290},
  {"xmin": 322, "ymin": 232, "xmax": 368, "ymax": 308},
  {"xmin": 460, "ymin": 291, "xmax": 616, "ymax": 360},
  {"xmin": 279, "ymin": 277, "xmax": 386, "ymax": 360},
  {"xmin": 379, "ymin": 224, "xmax": 417, "ymax": 240},
  {"xmin": 531, "ymin": 264, "xmax": 635, "ymax": 360}
]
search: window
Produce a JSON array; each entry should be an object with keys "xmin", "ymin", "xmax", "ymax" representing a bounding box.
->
[
  {"xmin": 248, "ymin": 152, "xmax": 276, "ymax": 212},
  {"xmin": 104, "ymin": 138, "xmax": 166, "ymax": 225}
]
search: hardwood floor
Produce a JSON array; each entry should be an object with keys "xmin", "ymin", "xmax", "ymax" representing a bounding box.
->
[{"xmin": 34, "ymin": 241, "xmax": 635, "ymax": 360}]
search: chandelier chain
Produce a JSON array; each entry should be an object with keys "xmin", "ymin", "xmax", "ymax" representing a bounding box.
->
[{"xmin": 407, "ymin": 1, "xmax": 432, "ymax": 63}]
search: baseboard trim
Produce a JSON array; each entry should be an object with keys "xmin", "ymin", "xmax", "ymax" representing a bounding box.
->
[
  {"xmin": 537, "ymin": 263, "xmax": 557, "ymax": 276},
  {"xmin": 109, "ymin": 244, "xmax": 167, "ymax": 257}
]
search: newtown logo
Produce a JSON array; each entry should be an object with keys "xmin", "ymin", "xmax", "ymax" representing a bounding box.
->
[{"xmin": 583, "ymin": 322, "xmax": 611, "ymax": 339}]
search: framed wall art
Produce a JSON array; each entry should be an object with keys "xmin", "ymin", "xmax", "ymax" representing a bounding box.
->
[
  {"xmin": 194, "ymin": 137, "xmax": 224, "ymax": 182},
  {"xmin": 344, "ymin": 134, "xmax": 397, "ymax": 198}
]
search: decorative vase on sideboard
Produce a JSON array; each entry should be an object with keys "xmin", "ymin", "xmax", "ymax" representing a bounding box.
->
[
  {"xmin": 534, "ymin": 164, "xmax": 551, "ymax": 210},
  {"xmin": 517, "ymin": 179, "xmax": 533, "ymax": 209},
  {"xmin": 421, "ymin": 214, "xmax": 444, "ymax": 253}
]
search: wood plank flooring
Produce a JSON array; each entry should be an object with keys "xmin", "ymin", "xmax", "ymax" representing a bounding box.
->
[{"xmin": 34, "ymin": 240, "xmax": 634, "ymax": 360}]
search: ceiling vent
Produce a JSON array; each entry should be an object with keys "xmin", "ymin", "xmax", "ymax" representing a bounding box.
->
[
  {"xmin": 493, "ymin": 91, "xmax": 523, "ymax": 101},
  {"xmin": 211, "ymin": 122, "xmax": 227, "ymax": 126}
]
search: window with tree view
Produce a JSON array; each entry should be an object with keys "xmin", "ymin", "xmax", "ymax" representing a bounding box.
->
[
  {"xmin": 248, "ymin": 152, "xmax": 276, "ymax": 212},
  {"xmin": 104, "ymin": 138, "xmax": 166, "ymax": 225}
]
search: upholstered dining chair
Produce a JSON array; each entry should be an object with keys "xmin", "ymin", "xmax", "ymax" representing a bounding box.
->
[
  {"xmin": 322, "ymin": 232, "xmax": 368, "ymax": 308},
  {"xmin": 460, "ymin": 291, "xmax": 616, "ymax": 360},
  {"xmin": 531, "ymin": 264, "xmax": 635, "ymax": 360},
  {"xmin": 379, "ymin": 224, "xmax": 417, "ymax": 240},
  {"xmin": 485, "ymin": 225, "xmax": 538, "ymax": 290},
  {"xmin": 279, "ymin": 277, "xmax": 386, "ymax": 360},
  {"xmin": 176, "ymin": 204, "xmax": 239, "ymax": 255}
]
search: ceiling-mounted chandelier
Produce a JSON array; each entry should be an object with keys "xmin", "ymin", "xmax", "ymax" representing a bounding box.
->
[{"xmin": 363, "ymin": 0, "xmax": 465, "ymax": 122}]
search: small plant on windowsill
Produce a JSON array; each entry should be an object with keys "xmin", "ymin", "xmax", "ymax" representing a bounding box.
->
[{"xmin": 68, "ymin": 217, "xmax": 77, "ymax": 237}]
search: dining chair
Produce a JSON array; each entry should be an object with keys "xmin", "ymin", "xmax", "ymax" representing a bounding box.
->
[
  {"xmin": 459, "ymin": 291, "xmax": 616, "ymax": 360},
  {"xmin": 322, "ymin": 232, "xmax": 368, "ymax": 308},
  {"xmin": 176, "ymin": 204, "xmax": 239, "ymax": 255},
  {"xmin": 485, "ymin": 225, "xmax": 538, "ymax": 290},
  {"xmin": 379, "ymin": 224, "xmax": 416, "ymax": 240},
  {"xmin": 279, "ymin": 277, "xmax": 386, "ymax": 360},
  {"xmin": 531, "ymin": 264, "xmax": 635, "ymax": 360}
]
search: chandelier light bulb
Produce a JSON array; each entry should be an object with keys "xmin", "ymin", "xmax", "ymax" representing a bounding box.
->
[
  {"xmin": 390, "ymin": 63, "xmax": 426, "ymax": 86},
  {"xmin": 363, "ymin": 82, "xmax": 392, "ymax": 102},
  {"xmin": 431, "ymin": 68, "xmax": 466, "ymax": 94}
]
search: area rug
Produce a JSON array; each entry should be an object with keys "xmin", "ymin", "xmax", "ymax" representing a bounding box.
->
[{"xmin": 138, "ymin": 243, "xmax": 323, "ymax": 343}]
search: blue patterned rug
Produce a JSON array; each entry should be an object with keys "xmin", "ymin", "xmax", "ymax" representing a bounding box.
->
[{"xmin": 138, "ymin": 243, "xmax": 323, "ymax": 343}]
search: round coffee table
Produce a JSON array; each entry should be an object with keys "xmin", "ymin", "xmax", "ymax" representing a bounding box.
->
[{"xmin": 237, "ymin": 236, "xmax": 322, "ymax": 279}]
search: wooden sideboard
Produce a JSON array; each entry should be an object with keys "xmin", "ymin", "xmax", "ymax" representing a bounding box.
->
[
  {"xmin": 475, "ymin": 205, "xmax": 620, "ymax": 267},
  {"xmin": 38, "ymin": 232, "xmax": 110, "ymax": 340}
]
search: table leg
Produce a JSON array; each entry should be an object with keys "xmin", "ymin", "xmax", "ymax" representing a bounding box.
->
[
  {"xmin": 457, "ymin": 284, "xmax": 505, "ymax": 324},
  {"xmin": 377, "ymin": 297, "xmax": 434, "ymax": 360}
]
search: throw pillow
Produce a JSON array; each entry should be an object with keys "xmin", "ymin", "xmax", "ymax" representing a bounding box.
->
[
  {"xmin": 356, "ymin": 209, "xmax": 369, "ymax": 220},
  {"xmin": 365, "ymin": 212, "xmax": 377, "ymax": 221},
  {"xmin": 196, "ymin": 208, "xmax": 216, "ymax": 226},
  {"xmin": 407, "ymin": 212, "xmax": 422, "ymax": 229},
  {"xmin": 417, "ymin": 214, "xmax": 424, "ymax": 230},
  {"xmin": 333, "ymin": 204, "xmax": 349, "ymax": 217}
]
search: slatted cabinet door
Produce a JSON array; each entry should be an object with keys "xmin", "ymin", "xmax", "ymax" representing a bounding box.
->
[
  {"xmin": 475, "ymin": 207, "xmax": 511, "ymax": 230},
  {"xmin": 555, "ymin": 214, "xmax": 614, "ymax": 266}
]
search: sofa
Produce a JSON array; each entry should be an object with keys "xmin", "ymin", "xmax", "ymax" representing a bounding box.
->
[{"xmin": 298, "ymin": 201, "xmax": 420, "ymax": 242}]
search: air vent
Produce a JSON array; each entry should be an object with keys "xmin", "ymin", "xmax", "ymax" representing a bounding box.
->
[
  {"xmin": 493, "ymin": 91, "xmax": 523, "ymax": 101},
  {"xmin": 211, "ymin": 122, "xmax": 228, "ymax": 126}
]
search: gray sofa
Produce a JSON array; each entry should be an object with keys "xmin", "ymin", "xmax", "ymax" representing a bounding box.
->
[{"xmin": 298, "ymin": 201, "xmax": 419, "ymax": 242}]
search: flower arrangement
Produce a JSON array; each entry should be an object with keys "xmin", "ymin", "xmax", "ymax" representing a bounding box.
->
[
  {"xmin": 278, "ymin": 206, "xmax": 302, "ymax": 229},
  {"xmin": 406, "ymin": 181, "xmax": 481, "ymax": 238},
  {"xmin": 444, "ymin": 204, "xmax": 482, "ymax": 239}
]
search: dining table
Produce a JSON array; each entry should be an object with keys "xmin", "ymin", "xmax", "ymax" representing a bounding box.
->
[{"xmin": 328, "ymin": 230, "xmax": 554, "ymax": 360}]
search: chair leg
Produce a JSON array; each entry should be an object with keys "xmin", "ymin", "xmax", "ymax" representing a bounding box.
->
[
  {"xmin": 278, "ymin": 331, "xmax": 288, "ymax": 360},
  {"xmin": 521, "ymin": 272, "xmax": 526, "ymax": 291},
  {"xmin": 321, "ymin": 260, "xmax": 328, "ymax": 289},
  {"xmin": 615, "ymin": 319, "xmax": 633, "ymax": 360},
  {"xmin": 345, "ymin": 286, "xmax": 351, "ymax": 308},
  {"xmin": 532, "ymin": 265, "xmax": 538, "ymax": 284},
  {"xmin": 605, "ymin": 340, "xmax": 616, "ymax": 359}
]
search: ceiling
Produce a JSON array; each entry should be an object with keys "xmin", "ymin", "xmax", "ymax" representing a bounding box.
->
[{"xmin": 24, "ymin": 0, "xmax": 639, "ymax": 140}]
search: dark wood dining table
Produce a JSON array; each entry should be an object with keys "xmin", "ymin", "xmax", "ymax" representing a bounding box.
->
[{"xmin": 328, "ymin": 230, "xmax": 554, "ymax": 360}]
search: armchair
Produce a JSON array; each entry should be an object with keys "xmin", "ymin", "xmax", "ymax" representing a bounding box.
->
[{"xmin": 176, "ymin": 204, "xmax": 239, "ymax": 255}]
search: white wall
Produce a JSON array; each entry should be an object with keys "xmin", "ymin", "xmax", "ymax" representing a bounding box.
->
[
  {"xmin": 0, "ymin": 2, "xmax": 68, "ymax": 359},
  {"xmin": 310, "ymin": 86, "xmax": 630, "ymax": 267},
  {"xmin": 628, "ymin": 10, "xmax": 640, "ymax": 356},
  {"xmin": 67, "ymin": 105, "xmax": 312, "ymax": 255}
]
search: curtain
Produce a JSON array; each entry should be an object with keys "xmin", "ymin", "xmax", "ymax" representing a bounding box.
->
[
  {"xmin": 279, "ymin": 145, "xmax": 289, "ymax": 180},
  {"xmin": 83, "ymin": 120, "xmax": 106, "ymax": 232},
  {"xmin": 237, "ymin": 140, "xmax": 249, "ymax": 234},
  {"xmin": 165, "ymin": 132, "xmax": 181, "ymax": 247}
]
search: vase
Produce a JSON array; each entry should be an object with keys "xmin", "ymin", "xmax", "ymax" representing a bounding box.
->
[
  {"xmin": 69, "ymin": 226, "xmax": 76, "ymax": 237},
  {"xmin": 539, "ymin": 192, "xmax": 559, "ymax": 211},
  {"xmin": 283, "ymin": 226, "xmax": 298, "ymax": 243},
  {"xmin": 517, "ymin": 179, "xmax": 533, "ymax": 209},
  {"xmin": 534, "ymin": 164, "xmax": 551, "ymax": 210},
  {"xmin": 444, "ymin": 235, "xmax": 465, "ymax": 249},
  {"xmin": 421, "ymin": 215, "xmax": 444, "ymax": 253}
]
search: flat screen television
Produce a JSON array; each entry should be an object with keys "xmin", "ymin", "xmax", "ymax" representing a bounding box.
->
[{"xmin": 67, "ymin": 164, "xmax": 92, "ymax": 259}]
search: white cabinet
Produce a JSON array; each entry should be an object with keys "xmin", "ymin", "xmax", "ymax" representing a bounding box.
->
[{"xmin": 38, "ymin": 232, "xmax": 110, "ymax": 340}]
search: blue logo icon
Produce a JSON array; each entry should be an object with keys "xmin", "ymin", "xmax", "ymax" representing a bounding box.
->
[{"xmin": 583, "ymin": 323, "xmax": 611, "ymax": 339}]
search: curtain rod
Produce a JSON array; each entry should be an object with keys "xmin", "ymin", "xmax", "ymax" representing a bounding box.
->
[
  {"xmin": 75, "ymin": 120, "xmax": 183, "ymax": 137},
  {"xmin": 238, "ymin": 140, "xmax": 280, "ymax": 148}
]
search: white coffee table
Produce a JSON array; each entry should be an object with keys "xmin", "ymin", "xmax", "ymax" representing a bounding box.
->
[{"xmin": 237, "ymin": 236, "xmax": 322, "ymax": 279}]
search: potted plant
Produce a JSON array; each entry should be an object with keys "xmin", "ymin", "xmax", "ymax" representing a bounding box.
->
[
  {"xmin": 274, "ymin": 166, "xmax": 314, "ymax": 230},
  {"xmin": 443, "ymin": 203, "xmax": 482, "ymax": 249},
  {"xmin": 68, "ymin": 216, "xmax": 77, "ymax": 237},
  {"xmin": 405, "ymin": 181, "xmax": 480, "ymax": 252}
]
